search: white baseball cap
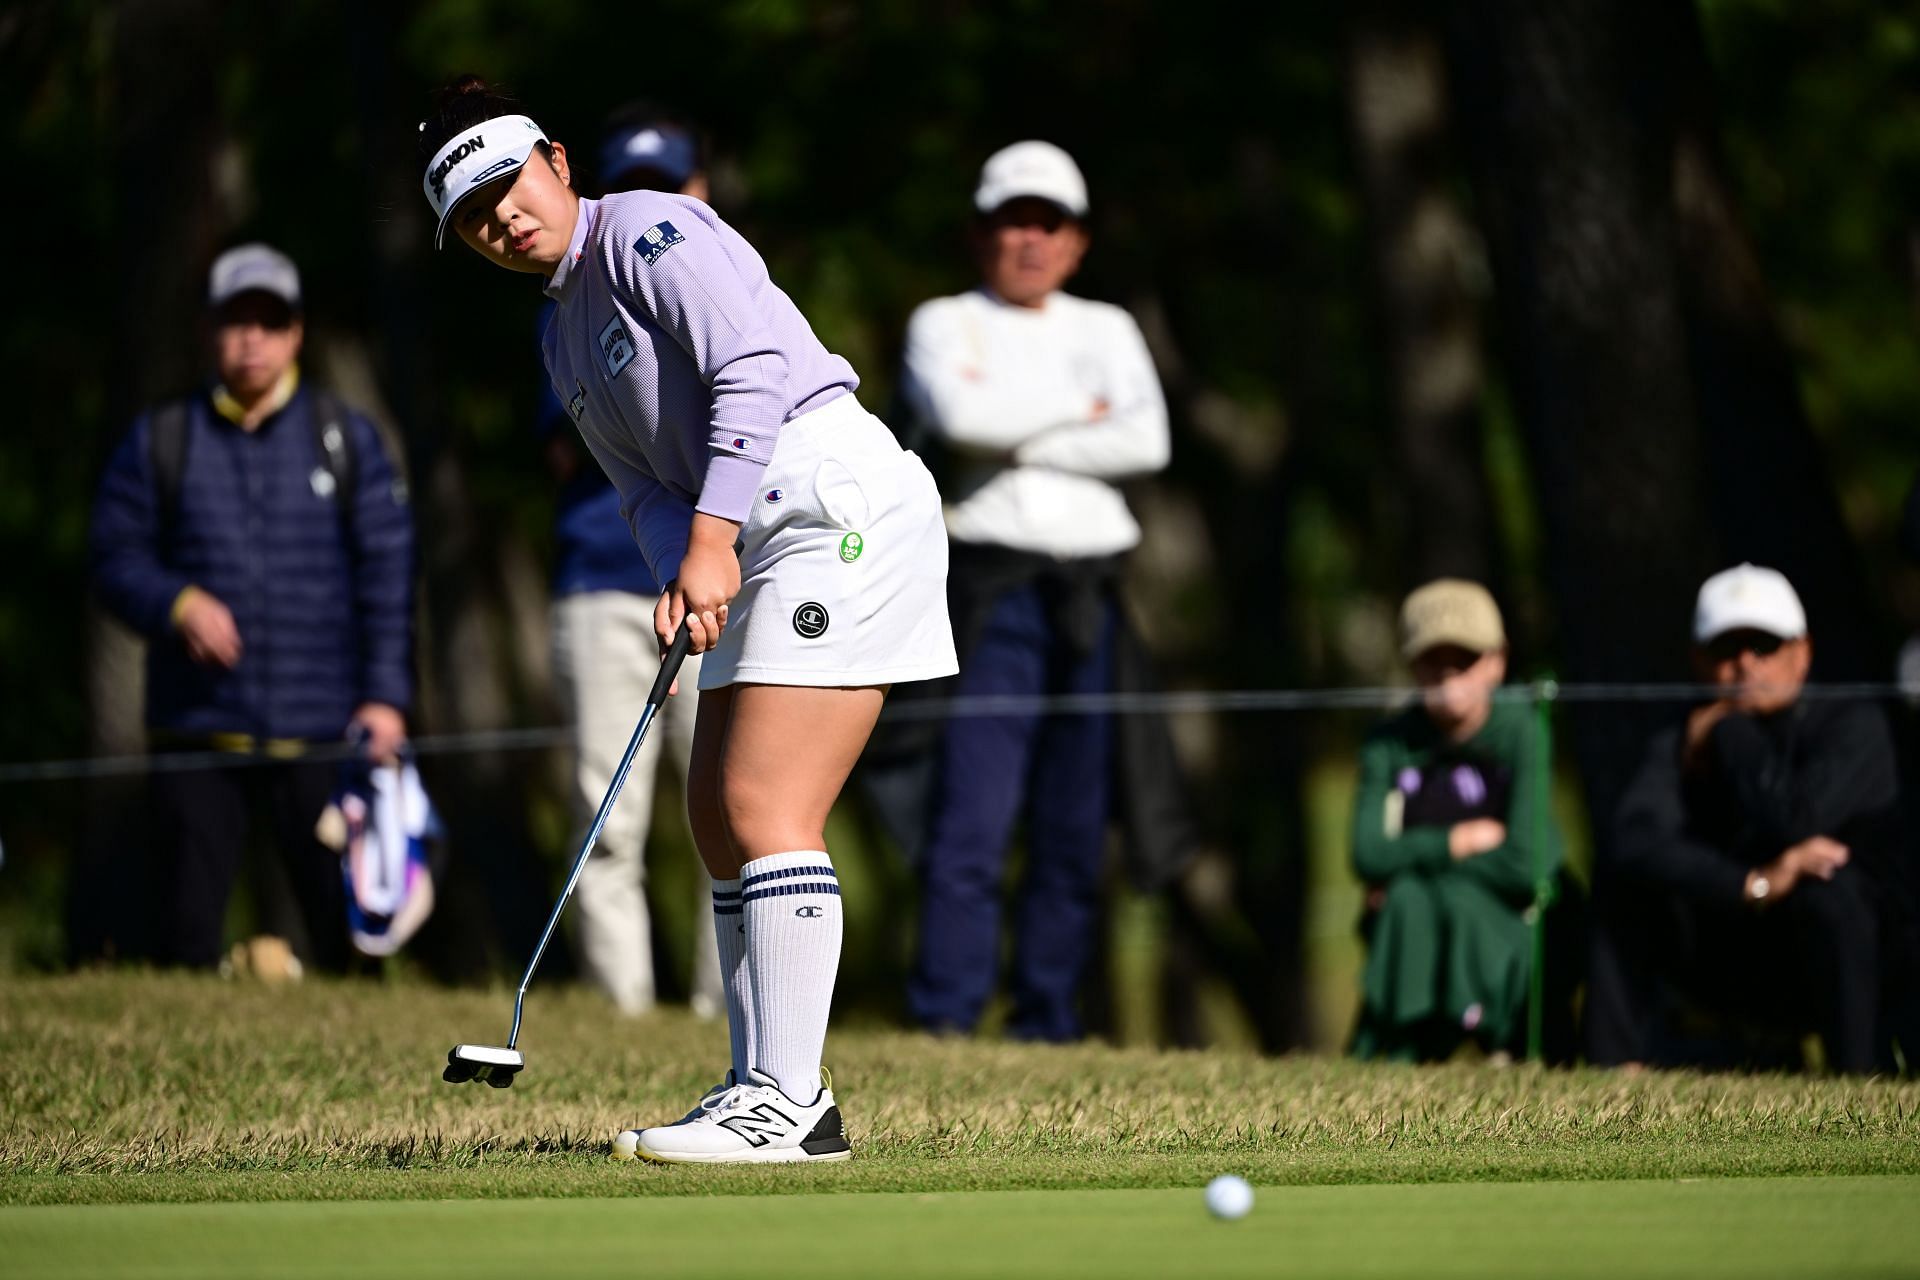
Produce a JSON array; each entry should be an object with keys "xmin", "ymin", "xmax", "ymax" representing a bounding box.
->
[
  {"xmin": 973, "ymin": 140, "xmax": 1089, "ymax": 218},
  {"xmin": 1693, "ymin": 563, "xmax": 1807, "ymax": 643},
  {"xmin": 209, "ymin": 243, "xmax": 301, "ymax": 310},
  {"xmin": 421, "ymin": 113, "xmax": 549, "ymax": 248}
]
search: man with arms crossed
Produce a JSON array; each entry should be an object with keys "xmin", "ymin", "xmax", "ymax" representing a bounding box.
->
[{"xmin": 900, "ymin": 141, "xmax": 1170, "ymax": 1041}]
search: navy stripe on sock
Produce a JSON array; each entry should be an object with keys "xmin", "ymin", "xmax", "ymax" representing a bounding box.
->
[
  {"xmin": 741, "ymin": 881, "xmax": 842, "ymax": 903},
  {"xmin": 711, "ymin": 889, "xmax": 742, "ymax": 902},
  {"xmin": 713, "ymin": 903, "xmax": 743, "ymax": 916},
  {"xmin": 740, "ymin": 864, "xmax": 837, "ymax": 890}
]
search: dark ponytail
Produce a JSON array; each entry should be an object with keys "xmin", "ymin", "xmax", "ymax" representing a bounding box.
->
[{"xmin": 417, "ymin": 74, "xmax": 528, "ymax": 166}]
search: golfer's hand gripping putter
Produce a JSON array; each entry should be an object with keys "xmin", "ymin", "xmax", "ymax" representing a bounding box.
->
[{"xmin": 442, "ymin": 621, "xmax": 694, "ymax": 1088}]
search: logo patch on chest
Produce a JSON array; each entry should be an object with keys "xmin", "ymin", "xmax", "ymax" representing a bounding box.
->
[
  {"xmin": 598, "ymin": 316, "xmax": 636, "ymax": 378},
  {"xmin": 636, "ymin": 220, "xmax": 685, "ymax": 265}
]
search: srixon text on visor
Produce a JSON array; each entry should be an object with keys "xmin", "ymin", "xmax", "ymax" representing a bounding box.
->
[{"xmin": 430, "ymin": 134, "xmax": 486, "ymax": 199}]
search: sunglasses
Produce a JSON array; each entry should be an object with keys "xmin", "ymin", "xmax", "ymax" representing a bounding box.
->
[
  {"xmin": 987, "ymin": 203, "xmax": 1072, "ymax": 235},
  {"xmin": 1704, "ymin": 631, "xmax": 1788, "ymax": 662}
]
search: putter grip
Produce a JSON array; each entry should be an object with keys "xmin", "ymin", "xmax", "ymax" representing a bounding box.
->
[{"xmin": 647, "ymin": 621, "xmax": 695, "ymax": 706}]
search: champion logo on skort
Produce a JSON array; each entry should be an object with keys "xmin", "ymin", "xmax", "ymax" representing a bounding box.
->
[
  {"xmin": 636, "ymin": 220, "xmax": 686, "ymax": 265},
  {"xmin": 792, "ymin": 602, "xmax": 830, "ymax": 639},
  {"xmin": 598, "ymin": 316, "xmax": 636, "ymax": 378},
  {"xmin": 764, "ymin": 488, "xmax": 785, "ymax": 504},
  {"xmin": 731, "ymin": 436, "xmax": 750, "ymax": 451}
]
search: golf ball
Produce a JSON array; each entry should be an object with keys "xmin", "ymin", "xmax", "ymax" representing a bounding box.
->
[
  {"xmin": 1205, "ymin": 1174, "xmax": 1254, "ymax": 1220},
  {"xmin": 610, "ymin": 1130, "xmax": 640, "ymax": 1162}
]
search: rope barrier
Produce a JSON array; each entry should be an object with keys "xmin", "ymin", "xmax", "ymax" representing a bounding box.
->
[{"xmin": 1, "ymin": 679, "xmax": 1914, "ymax": 786}]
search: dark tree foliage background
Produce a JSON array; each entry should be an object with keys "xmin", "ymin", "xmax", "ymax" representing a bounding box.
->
[{"xmin": 2, "ymin": 0, "xmax": 1916, "ymax": 1048}]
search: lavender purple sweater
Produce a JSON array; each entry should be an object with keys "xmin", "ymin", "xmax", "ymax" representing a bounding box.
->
[{"xmin": 541, "ymin": 193, "xmax": 857, "ymax": 584}]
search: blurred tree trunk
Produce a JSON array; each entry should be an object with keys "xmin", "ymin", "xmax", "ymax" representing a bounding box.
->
[
  {"xmin": 340, "ymin": 3, "xmax": 558, "ymax": 982},
  {"xmin": 411, "ymin": 444, "xmax": 561, "ymax": 982},
  {"xmin": 1449, "ymin": 0, "xmax": 1717, "ymax": 828},
  {"xmin": 110, "ymin": 0, "xmax": 228, "ymax": 422},
  {"xmin": 1451, "ymin": 0, "xmax": 1887, "ymax": 838},
  {"xmin": 73, "ymin": 0, "xmax": 231, "ymax": 963},
  {"xmin": 1121, "ymin": 287, "xmax": 1313, "ymax": 1051},
  {"xmin": 1134, "ymin": 288, "xmax": 1311, "ymax": 1053},
  {"xmin": 1664, "ymin": 3, "xmax": 1884, "ymax": 677},
  {"xmin": 1347, "ymin": 3, "xmax": 1498, "ymax": 591}
]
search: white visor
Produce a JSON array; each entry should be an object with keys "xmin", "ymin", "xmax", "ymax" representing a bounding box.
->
[{"xmin": 422, "ymin": 114, "xmax": 549, "ymax": 248}]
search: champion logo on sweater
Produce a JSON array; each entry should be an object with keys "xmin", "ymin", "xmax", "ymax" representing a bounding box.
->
[
  {"xmin": 636, "ymin": 221, "xmax": 685, "ymax": 265},
  {"xmin": 730, "ymin": 436, "xmax": 750, "ymax": 450},
  {"xmin": 764, "ymin": 488, "xmax": 785, "ymax": 503}
]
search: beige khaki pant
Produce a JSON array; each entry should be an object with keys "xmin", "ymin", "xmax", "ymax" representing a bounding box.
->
[{"xmin": 552, "ymin": 590, "xmax": 720, "ymax": 1015}]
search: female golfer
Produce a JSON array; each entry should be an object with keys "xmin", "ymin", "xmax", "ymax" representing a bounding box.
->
[{"xmin": 419, "ymin": 77, "xmax": 955, "ymax": 1163}]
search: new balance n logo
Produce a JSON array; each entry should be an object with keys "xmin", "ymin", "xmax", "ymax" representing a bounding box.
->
[{"xmin": 718, "ymin": 1103, "xmax": 796, "ymax": 1148}]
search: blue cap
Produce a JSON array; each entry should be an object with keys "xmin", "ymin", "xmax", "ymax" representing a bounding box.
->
[{"xmin": 599, "ymin": 123, "xmax": 699, "ymax": 189}]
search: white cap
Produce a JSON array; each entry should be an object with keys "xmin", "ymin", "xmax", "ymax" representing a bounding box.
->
[
  {"xmin": 421, "ymin": 114, "xmax": 549, "ymax": 248},
  {"xmin": 973, "ymin": 140, "xmax": 1089, "ymax": 218},
  {"xmin": 1693, "ymin": 563, "xmax": 1807, "ymax": 643},
  {"xmin": 209, "ymin": 243, "xmax": 301, "ymax": 310}
]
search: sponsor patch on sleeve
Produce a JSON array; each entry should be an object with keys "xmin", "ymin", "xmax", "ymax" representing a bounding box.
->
[{"xmin": 636, "ymin": 220, "xmax": 686, "ymax": 265}]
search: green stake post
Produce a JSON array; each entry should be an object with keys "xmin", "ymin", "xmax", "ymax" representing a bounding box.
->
[{"xmin": 1527, "ymin": 677, "xmax": 1558, "ymax": 1063}]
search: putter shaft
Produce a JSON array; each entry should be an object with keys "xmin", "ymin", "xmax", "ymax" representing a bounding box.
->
[{"xmin": 506, "ymin": 623, "xmax": 692, "ymax": 1049}]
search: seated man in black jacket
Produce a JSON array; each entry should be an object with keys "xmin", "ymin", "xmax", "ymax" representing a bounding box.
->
[{"xmin": 1588, "ymin": 564, "xmax": 1914, "ymax": 1073}]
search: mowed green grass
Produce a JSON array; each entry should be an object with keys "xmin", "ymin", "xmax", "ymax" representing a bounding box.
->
[
  {"xmin": 5, "ymin": 971, "xmax": 1918, "ymax": 1209},
  {"xmin": 11, "ymin": 971, "xmax": 1920, "ymax": 1205},
  {"xmin": 6, "ymin": 974, "xmax": 1920, "ymax": 1277},
  {"xmin": 6, "ymin": 1178, "xmax": 1919, "ymax": 1279}
]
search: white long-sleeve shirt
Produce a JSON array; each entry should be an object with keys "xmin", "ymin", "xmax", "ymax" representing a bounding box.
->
[{"xmin": 900, "ymin": 287, "xmax": 1169, "ymax": 558}]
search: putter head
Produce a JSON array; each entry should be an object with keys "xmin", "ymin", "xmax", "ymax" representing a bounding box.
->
[{"xmin": 444, "ymin": 1043, "xmax": 524, "ymax": 1088}]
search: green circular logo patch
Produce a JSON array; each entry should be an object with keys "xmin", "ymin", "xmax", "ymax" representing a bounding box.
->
[{"xmin": 839, "ymin": 532, "xmax": 864, "ymax": 563}]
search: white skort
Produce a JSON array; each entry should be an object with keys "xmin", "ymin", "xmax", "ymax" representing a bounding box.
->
[{"xmin": 698, "ymin": 394, "xmax": 958, "ymax": 691}]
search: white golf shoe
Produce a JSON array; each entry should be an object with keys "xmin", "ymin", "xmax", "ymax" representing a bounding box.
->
[
  {"xmin": 633, "ymin": 1067, "xmax": 850, "ymax": 1164},
  {"xmin": 611, "ymin": 1071, "xmax": 748, "ymax": 1160},
  {"xmin": 673, "ymin": 1070, "xmax": 746, "ymax": 1124}
]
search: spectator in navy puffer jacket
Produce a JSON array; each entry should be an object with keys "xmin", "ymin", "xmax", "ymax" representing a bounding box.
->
[{"xmin": 89, "ymin": 243, "xmax": 415, "ymax": 973}]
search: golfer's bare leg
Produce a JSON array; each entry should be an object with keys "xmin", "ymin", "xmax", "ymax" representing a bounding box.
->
[{"xmin": 716, "ymin": 684, "xmax": 886, "ymax": 865}]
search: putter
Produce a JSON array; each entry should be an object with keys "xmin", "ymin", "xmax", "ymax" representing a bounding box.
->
[{"xmin": 444, "ymin": 620, "xmax": 694, "ymax": 1088}]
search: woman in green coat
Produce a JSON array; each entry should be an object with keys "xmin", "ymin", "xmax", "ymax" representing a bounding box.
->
[{"xmin": 1349, "ymin": 580, "xmax": 1561, "ymax": 1062}]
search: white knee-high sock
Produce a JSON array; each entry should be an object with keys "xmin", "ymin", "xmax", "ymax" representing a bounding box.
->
[
  {"xmin": 741, "ymin": 851, "xmax": 842, "ymax": 1102},
  {"xmin": 710, "ymin": 878, "xmax": 755, "ymax": 1083}
]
